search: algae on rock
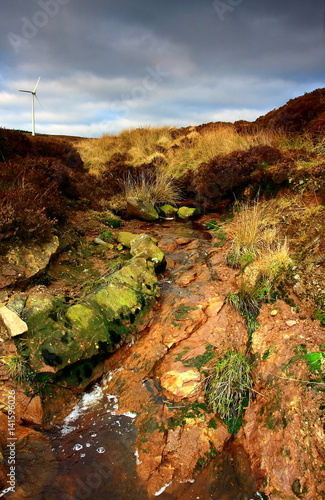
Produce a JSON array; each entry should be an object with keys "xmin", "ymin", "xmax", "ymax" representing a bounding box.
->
[{"xmin": 21, "ymin": 239, "xmax": 163, "ymax": 374}]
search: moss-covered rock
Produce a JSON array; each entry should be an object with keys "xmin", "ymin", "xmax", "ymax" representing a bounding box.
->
[
  {"xmin": 130, "ymin": 235, "xmax": 166, "ymax": 269},
  {"xmin": 22, "ymin": 252, "xmax": 161, "ymax": 374},
  {"xmin": 159, "ymin": 204, "xmax": 178, "ymax": 217},
  {"xmin": 117, "ymin": 231, "xmax": 137, "ymax": 248},
  {"xmin": 126, "ymin": 197, "xmax": 159, "ymax": 221},
  {"xmin": 177, "ymin": 207, "xmax": 198, "ymax": 219}
]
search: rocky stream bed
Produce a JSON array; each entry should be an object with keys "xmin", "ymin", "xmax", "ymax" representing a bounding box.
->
[{"xmin": 0, "ymin": 212, "xmax": 324, "ymax": 500}]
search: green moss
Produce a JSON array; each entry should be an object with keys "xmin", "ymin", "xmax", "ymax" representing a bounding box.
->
[
  {"xmin": 183, "ymin": 344, "xmax": 215, "ymax": 373},
  {"xmin": 208, "ymin": 418, "xmax": 218, "ymax": 429},
  {"xmin": 194, "ymin": 457, "xmax": 207, "ymax": 474},
  {"xmin": 142, "ymin": 417, "xmax": 161, "ymax": 434},
  {"xmin": 265, "ymin": 415, "xmax": 276, "ymax": 430},
  {"xmin": 173, "ymin": 304, "xmax": 197, "ymax": 321},
  {"xmin": 175, "ymin": 346, "xmax": 191, "ymax": 362},
  {"xmin": 262, "ymin": 345, "xmax": 277, "ymax": 360},
  {"xmin": 166, "ymin": 401, "xmax": 208, "ymax": 430},
  {"xmin": 177, "ymin": 206, "xmax": 197, "ymax": 219},
  {"xmin": 99, "ymin": 229, "xmax": 114, "ymax": 242},
  {"xmin": 305, "ymin": 351, "xmax": 325, "ymax": 372},
  {"xmin": 313, "ymin": 310, "xmax": 325, "ymax": 326},
  {"xmin": 205, "ymin": 220, "xmax": 227, "ymax": 247}
]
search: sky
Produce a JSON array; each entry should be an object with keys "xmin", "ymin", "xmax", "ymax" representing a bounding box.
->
[{"xmin": 0, "ymin": 0, "xmax": 324, "ymax": 138}]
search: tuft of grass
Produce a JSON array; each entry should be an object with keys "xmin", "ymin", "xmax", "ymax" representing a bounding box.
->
[
  {"xmin": 226, "ymin": 201, "xmax": 288, "ymax": 266},
  {"xmin": 121, "ymin": 169, "xmax": 182, "ymax": 207},
  {"xmin": 4, "ymin": 355, "xmax": 27, "ymax": 383},
  {"xmin": 205, "ymin": 349, "xmax": 253, "ymax": 434}
]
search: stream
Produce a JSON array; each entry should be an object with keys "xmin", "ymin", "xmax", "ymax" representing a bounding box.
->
[{"xmin": 4, "ymin": 219, "xmax": 267, "ymax": 500}]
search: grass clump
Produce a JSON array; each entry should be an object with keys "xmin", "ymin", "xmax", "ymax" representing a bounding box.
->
[
  {"xmin": 205, "ymin": 349, "xmax": 253, "ymax": 434},
  {"xmin": 2, "ymin": 353, "xmax": 49, "ymax": 395},
  {"xmin": 225, "ymin": 201, "xmax": 293, "ymax": 335},
  {"xmin": 121, "ymin": 169, "xmax": 181, "ymax": 207}
]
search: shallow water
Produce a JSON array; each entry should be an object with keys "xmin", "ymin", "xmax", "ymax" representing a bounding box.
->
[{"xmin": 41, "ymin": 383, "xmax": 148, "ymax": 500}]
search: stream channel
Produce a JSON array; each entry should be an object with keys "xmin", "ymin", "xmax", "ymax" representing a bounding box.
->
[{"xmin": 5, "ymin": 219, "xmax": 267, "ymax": 500}]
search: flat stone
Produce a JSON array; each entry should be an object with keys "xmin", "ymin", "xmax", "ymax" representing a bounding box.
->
[
  {"xmin": 160, "ymin": 366, "xmax": 202, "ymax": 399},
  {"xmin": 286, "ymin": 320, "xmax": 297, "ymax": 327},
  {"xmin": 175, "ymin": 237, "xmax": 192, "ymax": 246},
  {"xmin": 0, "ymin": 306, "xmax": 28, "ymax": 337},
  {"xmin": 0, "ymin": 236, "xmax": 60, "ymax": 289}
]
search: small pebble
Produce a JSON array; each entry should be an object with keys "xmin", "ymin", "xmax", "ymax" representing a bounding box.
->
[{"xmin": 286, "ymin": 320, "xmax": 297, "ymax": 327}]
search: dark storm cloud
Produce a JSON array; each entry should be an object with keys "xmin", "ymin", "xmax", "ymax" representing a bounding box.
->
[{"xmin": 0, "ymin": 0, "xmax": 324, "ymax": 136}]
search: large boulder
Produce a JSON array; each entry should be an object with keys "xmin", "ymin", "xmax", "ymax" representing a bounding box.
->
[
  {"xmin": 21, "ymin": 235, "xmax": 164, "ymax": 374},
  {"xmin": 126, "ymin": 197, "xmax": 159, "ymax": 221},
  {"xmin": 0, "ymin": 236, "xmax": 59, "ymax": 289},
  {"xmin": 130, "ymin": 234, "xmax": 166, "ymax": 270}
]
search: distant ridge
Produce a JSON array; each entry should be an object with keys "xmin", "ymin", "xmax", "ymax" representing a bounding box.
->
[{"xmin": 254, "ymin": 87, "xmax": 325, "ymax": 138}]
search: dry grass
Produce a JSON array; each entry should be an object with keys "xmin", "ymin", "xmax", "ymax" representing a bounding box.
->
[
  {"xmin": 76, "ymin": 125, "xmax": 296, "ymax": 178},
  {"xmin": 166, "ymin": 127, "xmax": 279, "ymax": 176},
  {"xmin": 227, "ymin": 200, "xmax": 293, "ymax": 303},
  {"xmin": 121, "ymin": 169, "xmax": 181, "ymax": 206},
  {"xmin": 76, "ymin": 126, "xmax": 175, "ymax": 175},
  {"xmin": 227, "ymin": 201, "xmax": 285, "ymax": 263}
]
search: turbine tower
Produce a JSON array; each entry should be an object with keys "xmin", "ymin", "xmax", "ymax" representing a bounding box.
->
[{"xmin": 19, "ymin": 77, "xmax": 41, "ymax": 136}]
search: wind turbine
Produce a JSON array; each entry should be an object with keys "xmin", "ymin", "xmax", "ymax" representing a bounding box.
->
[{"xmin": 19, "ymin": 77, "xmax": 41, "ymax": 136}]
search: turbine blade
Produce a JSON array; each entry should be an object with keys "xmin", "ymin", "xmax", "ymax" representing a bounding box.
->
[
  {"xmin": 35, "ymin": 94, "xmax": 44, "ymax": 110},
  {"xmin": 19, "ymin": 90, "xmax": 32, "ymax": 93},
  {"xmin": 33, "ymin": 77, "xmax": 41, "ymax": 93}
]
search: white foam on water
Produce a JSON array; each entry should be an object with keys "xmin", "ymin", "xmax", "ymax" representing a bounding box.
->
[
  {"xmin": 60, "ymin": 384, "xmax": 104, "ymax": 435},
  {"xmin": 121, "ymin": 411, "xmax": 137, "ymax": 419},
  {"xmin": 154, "ymin": 482, "xmax": 172, "ymax": 496},
  {"xmin": 73, "ymin": 443, "xmax": 83, "ymax": 451},
  {"xmin": 134, "ymin": 448, "xmax": 142, "ymax": 465}
]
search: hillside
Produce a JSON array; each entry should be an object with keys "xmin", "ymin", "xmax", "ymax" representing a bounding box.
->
[{"xmin": 0, "ymin": 89, "xmax": 324, "ymax": 499}]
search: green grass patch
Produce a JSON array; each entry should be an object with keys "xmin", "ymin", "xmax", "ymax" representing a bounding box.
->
[
  {"xmin": 99, "ymin": 229, "xmax": 114, "ymax": 242},
  {"xmin": 205, "ymin": 220, "xmax": 227, "ymax": 247},
  {"xmin": 313, "ymin": 309, "xmax": 325, "ymax": 326},
  {"xmin": 262, "ymin": 345, "xmax": 277, "ymax": 360},
  {"xmin": 166, "ymin": 401, "xmax": 210, "ymax": 430},
  {"xmin": 173, "ymin": 304, "xmax": 197, "ymax": 321},
  {"xmin": 205, "ymin": 349, "xmax": 253, "ymax": 434}
]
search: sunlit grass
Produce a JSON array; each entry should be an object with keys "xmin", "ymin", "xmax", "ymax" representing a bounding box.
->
[
  {"xmin": 121, "ymin": 169, "xmax": 182, "ymax": 206},
  {"xmin": 76, "ymin": 124, "xmax": 303, "ymax": 178}
]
